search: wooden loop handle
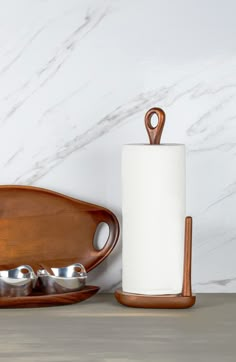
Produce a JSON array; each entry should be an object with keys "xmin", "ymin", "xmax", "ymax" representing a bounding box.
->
[
  {"xmin": 86, "ymin": 209, "xmax": 120, "ymax": 272},
  {"xmin": 94, "ymin": 210, "xmax": 120, "ymax": 256},
  {"xmin": 144, "ymin": 108, "xmax": 166, "ymax": 145}
]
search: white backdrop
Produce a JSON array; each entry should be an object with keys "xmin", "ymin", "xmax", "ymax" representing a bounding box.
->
[{"xmin": 0, "ymin": 0, "xmax": 235, "ymax": 291}]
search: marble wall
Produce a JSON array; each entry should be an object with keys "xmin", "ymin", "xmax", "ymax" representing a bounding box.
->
[{"xmin": 0, "ymin": 0, "xmax": 235, "ymax": 291}]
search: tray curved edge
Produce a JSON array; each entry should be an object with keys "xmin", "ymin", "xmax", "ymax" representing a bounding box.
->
[{"xmin": 0, "ymin": 285, "xmax": 100, "ymax": 308}]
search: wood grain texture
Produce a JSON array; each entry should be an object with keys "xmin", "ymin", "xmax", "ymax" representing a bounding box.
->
[
  {"xmin": 0, "ymin": 294, "xmax": 234, "ymax": 362},
  {"xmin": 0, "ymin": 185, "xmax": 120, "ymax": 272},
  {"xmin": 182, "ymin": 216, "xmax": 193, "ymax": 297},
  {"xmin": 144, "ymin": 107, "xmax": 166, "ymax": 144},
  {"xmin": 115, "ymin": 290, "xmax": 196, "ymax": 309},
  {"xmin": 0, "ymin": 285, "xmax": 99, "ymax": 308}
]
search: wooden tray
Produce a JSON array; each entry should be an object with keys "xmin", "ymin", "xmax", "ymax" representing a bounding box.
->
[
  {"xmin": 0, "ymin": 185, "xmax": 119, "ymax": 271},
  {"xmin": 0, "ymin": 286, "xmax": 99, "ymax": 308},
  {"xmin": 0, "ymin": 185, "xmax": 119, "ymax": 307}
]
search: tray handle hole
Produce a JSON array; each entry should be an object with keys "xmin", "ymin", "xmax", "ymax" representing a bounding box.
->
[
  {"xmin": 93, "ymin": 222, "xmax": 109, "ymax": 251},
  {"xmin": 150, "ymin": 113, "xmax": 158, "ymax": 128}
]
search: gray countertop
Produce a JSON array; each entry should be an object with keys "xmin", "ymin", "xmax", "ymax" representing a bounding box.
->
[{"xmin": 0, "ymin": 294, "xmax": 235, "ymax": 362}]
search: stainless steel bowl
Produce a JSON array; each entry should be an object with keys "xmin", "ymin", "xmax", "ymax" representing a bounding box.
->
[
  {"xmin": 37, "ymin": 263, "xmax": 87, "ymax": 294},
  {"xmin": 0, "ymin": 265, "xmax": 37, "ymax": 297}
]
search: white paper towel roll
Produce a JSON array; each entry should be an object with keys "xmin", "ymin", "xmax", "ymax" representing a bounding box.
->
[{"xmin": 122, "ymin": 144, "xmax": 186, "ymax": 295}]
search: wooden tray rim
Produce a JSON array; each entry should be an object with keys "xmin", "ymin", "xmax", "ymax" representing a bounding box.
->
[
  {"xmin": 0, "ymin": 285, "xmax": 100, "ymax": 308},
  {"xmin": 0, "ymin": 185, "xmax": 108, "ymax": 211}
]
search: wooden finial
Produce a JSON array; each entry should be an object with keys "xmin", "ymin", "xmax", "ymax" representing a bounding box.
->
[{"xmin": 144, "ymin": 107, "xmax": 165, "ymax": 144}]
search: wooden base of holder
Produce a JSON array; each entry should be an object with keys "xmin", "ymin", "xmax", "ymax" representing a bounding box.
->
[
  {"xmin": 115, "ymin": 216, "xmax": 196, "ymax": 309},
  {"xmin": 115, "ymin": 289, "xmax": 196, "ymax": 309}
]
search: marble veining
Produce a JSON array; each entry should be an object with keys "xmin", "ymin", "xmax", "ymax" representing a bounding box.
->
[{"xmin": 0, "ymin": 0, "xmax": 235, "ymax": 291}]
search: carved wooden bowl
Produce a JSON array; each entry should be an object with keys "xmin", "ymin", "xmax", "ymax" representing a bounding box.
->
[{"xmin": 0, "ymin": 185, "xmax": 120, "ymax": 307}]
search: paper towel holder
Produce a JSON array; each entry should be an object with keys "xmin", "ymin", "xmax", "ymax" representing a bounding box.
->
[{"xmin": 115, "ymin": 216, "xmax": 196, "ymax": 308}]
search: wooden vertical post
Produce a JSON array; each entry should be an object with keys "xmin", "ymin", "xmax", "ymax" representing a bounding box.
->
[{"xmin": 182, "ymin": 216, "xmax": 193, "ymax": 297}]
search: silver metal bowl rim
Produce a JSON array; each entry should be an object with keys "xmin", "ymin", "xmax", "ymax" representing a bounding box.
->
[
  {"xmin": 0, "ymin": 265, "xmax": 37, "ymax": 280},
  {"xmin": 37, "ymin": 263, "xmax": 87, "ymax": 280}
]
